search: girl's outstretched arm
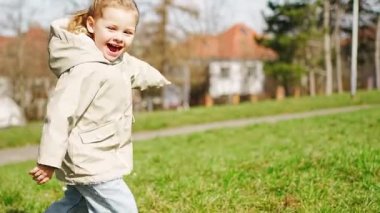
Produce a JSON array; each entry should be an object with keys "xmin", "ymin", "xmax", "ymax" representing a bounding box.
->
[{"xmin": 123, "ymin": 53, "xmax": 171, "ymax": 90}]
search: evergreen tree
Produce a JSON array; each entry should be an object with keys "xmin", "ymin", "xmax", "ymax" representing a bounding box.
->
[{"xmin": 262, "ymin": 0, "xmax": 321, "ymax": 96}]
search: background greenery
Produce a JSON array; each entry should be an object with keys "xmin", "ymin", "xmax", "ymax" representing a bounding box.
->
[
  {"xmin": 0, "ymin": 106, "xmax": 379, "ymax": 212},
  {"xmin": 1, "ymin": 90, "xmax": 379, "ymax": 149}
]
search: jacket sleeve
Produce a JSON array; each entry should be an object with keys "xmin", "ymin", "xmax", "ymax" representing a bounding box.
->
[
  {"xmin": 123, "ymin": 53, "xmax": 171, "ymax": 90},
  {"xmin": 37, "ymin": 67, "xmax": 106, "ymax": 168}
]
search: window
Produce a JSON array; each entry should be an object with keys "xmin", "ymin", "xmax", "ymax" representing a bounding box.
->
[
  {"xmin": 220, "ymin": 66, "xmax": 230, "ymax": 78},
  {"xmin": 247, "ymin": 65, "xmax": 257, "ymax": 79}
]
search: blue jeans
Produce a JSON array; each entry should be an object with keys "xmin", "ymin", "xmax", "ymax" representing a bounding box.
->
[{"xmin": 45, "ymin": 178, "xmax": 138, "ymax": 213}]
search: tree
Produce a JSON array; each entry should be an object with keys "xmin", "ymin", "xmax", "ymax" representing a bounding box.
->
[
  {"xmin": 324, "ymin": 0, "xmax": 334, "ymax": 95},
  {"xmin": 351, "ymin": 0, "xmax": 359, "ymax": 96},
  {"xmin": 262, "ymin": 0, "xmax": 320, "ymax": 96},
  {"xmin": 328, "ymin": 0, "xmax": 351, "ymax": 94},
  {"xmin": 359, "ymin": 0, "xmax": 380, "ymax": 89},
  {"xmin": 332, "ymin": 1, "xmax": 345, "ymax": 93},
  {"xmin": 0, "ymin": 0, "xmax": 89, "ymax": 118},
  {"xmin": 376, "ymin": 15, "xmax": 380, "ymax": 89},
  {"xmin": 135, "ymin": 0, "xmax": 197, "ymax": 73},
  {"xmin": 0, "ymin": 0, "xmax": 37, "ymax": 112},
  {"xmin": 131, "ymin": 0, "xmax": 198, "ymax": 109}
]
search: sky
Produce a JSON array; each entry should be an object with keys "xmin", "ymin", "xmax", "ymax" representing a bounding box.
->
[
  {"xmin": 173, "ymin": 0, "xmax": 270, "ymax": 34},
  {"xmin": 0, "ymin": 0, "xmax": 270, "ymax": 36},
  {"xmin": 223, "ymin": 0, "xmax": 270, "ymax": 33}
]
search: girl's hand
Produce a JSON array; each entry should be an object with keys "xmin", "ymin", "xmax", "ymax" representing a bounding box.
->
[{"xmin": 29, "ymin": 164, "xmax": 55, "ymax": 185}]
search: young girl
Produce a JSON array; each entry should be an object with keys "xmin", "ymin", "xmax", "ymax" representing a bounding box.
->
[{"xmin": 29, "ymin": 0, "xmax": 169, "ymax": 212}]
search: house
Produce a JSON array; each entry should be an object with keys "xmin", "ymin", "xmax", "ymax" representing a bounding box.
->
[{"xmin": 174, "ymin": 23, "xmax": 277, "ymax": 106}]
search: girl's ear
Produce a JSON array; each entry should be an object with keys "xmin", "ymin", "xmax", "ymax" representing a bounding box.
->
[{"xmin": 86, "ymin": 16, "xmax": 95, "ymax": 33}]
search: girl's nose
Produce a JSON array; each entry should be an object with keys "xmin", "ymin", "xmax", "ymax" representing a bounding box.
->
[{"xmin": 113, "ymin": 32, "xmax": 123, "ymax": 43}]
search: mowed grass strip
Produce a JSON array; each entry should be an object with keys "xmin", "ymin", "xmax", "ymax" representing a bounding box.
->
[
  {"xmin": 1, "ymin": 90, "xmax": 380, "ymax": 149},
  {"xmin": 1, "ymin": 107, "xmax": 379, "ymax": 212}
]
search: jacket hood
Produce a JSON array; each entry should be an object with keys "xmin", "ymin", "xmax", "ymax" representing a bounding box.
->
[{"xmin": 49, "ymin": 18, "xmax": 119, "ymax": 77}]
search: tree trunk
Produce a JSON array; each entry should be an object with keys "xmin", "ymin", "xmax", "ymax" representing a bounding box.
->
[
  {"xmin": 182, "ymin": 66, "xmax": 190, "ymax": 109},
  {"xmin": 13, "ymin": 24, "xmax": 27, "ymax": 115},
  {"xmin": 276, "ymin": 85, "xmax": 285, "ymax": 101},
  {"xmin": 324, "ymin": 0, "xmax": 333, "ymax": 95},
  {"xmin": 293, "ymin": 86, "xmax": 301, "ymax": 97},
  {"xmin": 309, "ymin": 71, "xmax": 316, "ymax": 96},
  {"xmin": 306, "ymin": 45, "xmax": 316, "ymax": 96},
  {"xmin": 375, "ymin": 15, "xmax": 380, "ymax": 89},
  {"xmin": 334, "ymin": 5, "xmax": 343, "ymax": 93},
  {"xmin": 351, "ymin": 0, "xmax": 359, "ymax": 97}
]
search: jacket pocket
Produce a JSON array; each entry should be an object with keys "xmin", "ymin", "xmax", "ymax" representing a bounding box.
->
[{"xmin": 79, "ymin": 122, "xmax": 117, "ymax": 144}]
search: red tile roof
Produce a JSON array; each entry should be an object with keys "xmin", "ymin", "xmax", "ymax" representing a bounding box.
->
[
  {"xmin": 0, "ymin": 27, "xmax": 48, "ymax": 47},
  {"xmin": 25, "ymin": 27, "xmax": 49, "ymax": 41},
  {"xmin": 183, "ymin": 23, "xmax": 277, "ymax": 61}
]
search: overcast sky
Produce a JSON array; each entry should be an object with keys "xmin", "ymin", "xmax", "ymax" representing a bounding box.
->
[
  {"xmin": 173, "ymin": 0, "xmax": 270, "ymax": 33},
  {"xmin": 224, "ymin": 0, "xmax": 269, "ymax": 33},
  {"xmin": 0, "ymin": 0, "xmax": 270, "ymax": 36}
]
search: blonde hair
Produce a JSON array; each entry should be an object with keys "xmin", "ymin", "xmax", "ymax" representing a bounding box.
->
[{"xmin": 68, "ymin": 0, "xmax": 139, "ymax": 35}]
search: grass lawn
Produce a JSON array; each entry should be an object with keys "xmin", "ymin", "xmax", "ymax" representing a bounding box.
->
[
  {"xmin": 1, "ymin": 90, "xmax": 380, "ymax": 149},
  {"xmin": 0, "ymin": 106, "xmax": 379, "ymax": 212}
]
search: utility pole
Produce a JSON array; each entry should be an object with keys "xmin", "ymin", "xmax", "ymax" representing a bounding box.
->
[{"xmin": 351, "ymin": 0, "xmax": 359, "ymax": 97}]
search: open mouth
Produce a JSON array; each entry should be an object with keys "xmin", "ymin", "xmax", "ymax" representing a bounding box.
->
[{"xmin": 107, "ymin": 43, "xmax": 123, "ymax": 53}]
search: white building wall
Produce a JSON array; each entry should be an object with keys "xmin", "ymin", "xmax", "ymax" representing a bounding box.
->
[
  {"xmin": 241, "ymin": 61, "xmax": 265, "ymax": 95},
  {"xmin": 209, "ymin": 60, "xmax": 265, "ymax": 98},
  {"xmin": 209, "ymin": 61, "xmax": 241, "ymax": 97}
]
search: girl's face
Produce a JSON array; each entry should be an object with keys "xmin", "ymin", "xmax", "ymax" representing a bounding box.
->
[{"xmin": 86, "ymin": 7, "xmax": 137, "ymax": 62}]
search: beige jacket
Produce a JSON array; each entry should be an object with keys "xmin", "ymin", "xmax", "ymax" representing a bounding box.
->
[{"xmin": 37, "ymin": 18, "xmax": 170, "ymax": 184}]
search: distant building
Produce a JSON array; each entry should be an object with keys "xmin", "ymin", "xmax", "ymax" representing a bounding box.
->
[{"xmin": 172, "ymin": 23, "xmax": 277, "ymax": 106}]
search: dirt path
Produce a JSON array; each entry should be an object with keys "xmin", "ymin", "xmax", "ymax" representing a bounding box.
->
[{"xmin": 0, "ymin": 105, "xmax": 373, "ymax": 166}]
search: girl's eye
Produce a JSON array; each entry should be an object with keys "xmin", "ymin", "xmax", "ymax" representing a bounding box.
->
[
  {"xmin": 107, "ymin": 27, "xmax": 116, "ymax": 31},
  {"xmin": 124, "ymin": 31, "xmax": 134, "ymax": 35}
]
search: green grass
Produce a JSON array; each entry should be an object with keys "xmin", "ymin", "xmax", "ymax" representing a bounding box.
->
[
  {"xmin": 0, "ymin": 90, "xmax": 379, "ymax": 149},
  {"xmin": 0, "ymin": 107, "xmax": 379, "ymax": 212},
  {"xmin": 133, "ymin": 90, "xmax": 380, "ymax": 131},
  {"xmin": 0, "ymin": 122, "xmax": 41, "ymax": 149}
]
